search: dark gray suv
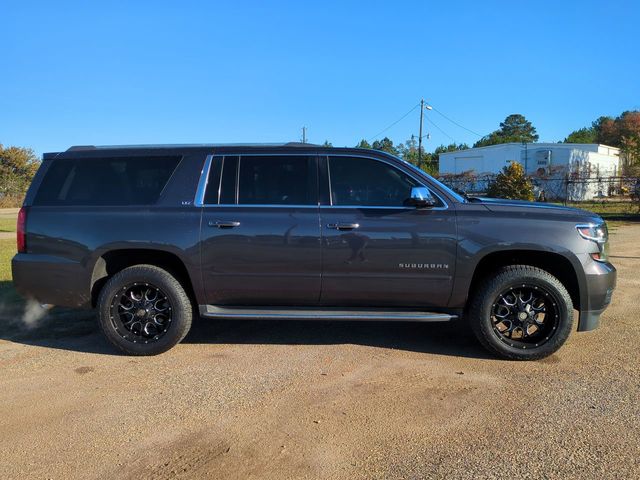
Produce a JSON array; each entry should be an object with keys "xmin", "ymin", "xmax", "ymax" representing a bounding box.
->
[{"xmin": 11, "ymin": 144, "xmax": 616, "ymax": 359}]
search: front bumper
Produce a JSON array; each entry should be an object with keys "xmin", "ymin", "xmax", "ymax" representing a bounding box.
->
[{"xmin": 578, "ymin": 259, "xmax": 616, "ymax": 332}]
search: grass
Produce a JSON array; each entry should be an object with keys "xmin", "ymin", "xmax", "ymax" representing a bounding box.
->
[
  {"xmin": 0, "ymin": 211, "xmax": 18, "ymax": 296},
  {"xmin": 563, "ymin": 200, "xmax": 640, "ymax": 219},
  {"xmin": 0, "ymin": 239, "xmax": 16, "ymax": 284},
  {"xmin": 0, "ymin": 217, "xmax": 16, "ymax": 233},
  {"xmin": 0, "ymin": 238, "xmax": 23, "ymax": 324}
]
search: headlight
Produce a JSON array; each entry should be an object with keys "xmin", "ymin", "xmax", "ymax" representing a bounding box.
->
[
  {"xmin": 577, "ymin": 223, "xmax": 609, "ymax": 261},
  {"xmin": 576, "ymin": 223, "xmax": 608, "ymax": 243}
]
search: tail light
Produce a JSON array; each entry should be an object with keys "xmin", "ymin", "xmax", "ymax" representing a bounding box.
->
[{"xmin": 17, "ymin": 207, "xmax": 27, "ymax": 253}]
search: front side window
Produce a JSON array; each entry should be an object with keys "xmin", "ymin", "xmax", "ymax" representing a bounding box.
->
[
  {"xmin": 328, "ymin": 156, "xmax": 423, "ymax": 207},
  {"xmin": 237, "ymin": 155, "xmax": 316, "ymax": 205}
]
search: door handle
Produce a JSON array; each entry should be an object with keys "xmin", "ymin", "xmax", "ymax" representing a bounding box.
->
[
  {"xmin": 209, "ymin": 220, "xmax": 241, "ymax": 228},
  {"xmin": 327, "ymin": 223, "xmax": 360, "ymax": 231}
]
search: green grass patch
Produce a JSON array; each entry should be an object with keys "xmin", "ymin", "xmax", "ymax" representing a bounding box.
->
[
  {"xmin": 0, "ymin": 238, "xmax": 24, "ymax": 326},
  {"xmin": 0, "ymin": 217, "xmax": 16, "ymax": 233},
  {"xmin": 564, "ymin": 201, "xmax": 640, "ymax": 217},
  {"xmin": 0, "ymin": 238, "xmax": 16, "ymax": 284}
]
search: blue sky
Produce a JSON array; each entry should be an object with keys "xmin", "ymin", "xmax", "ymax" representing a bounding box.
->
[{"xmin": 2, "ymin": 0, "xmax": 639, "ymax": 156}]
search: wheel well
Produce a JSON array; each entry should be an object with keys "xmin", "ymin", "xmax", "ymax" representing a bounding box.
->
[
  {"xmin": 468, "ymin": 250, "xmax": 581, "ymax": 310},
  {"xmin": 90, "ymin": 249, "xmax": 196, "ymax": 308}
]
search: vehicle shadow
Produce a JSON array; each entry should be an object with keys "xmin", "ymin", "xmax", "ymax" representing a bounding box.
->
[
  {"xmin": 0, "ymin": 282, "xmax": 490, "ymax": 359},
  {"xmin": 184, "ymin": 317, "xmax": 492, "ymax": 359},
  {"xmin": 0, "ymin": 281, "xmax": 114, "ymax": 355}
]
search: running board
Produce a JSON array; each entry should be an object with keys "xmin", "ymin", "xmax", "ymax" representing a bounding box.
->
[{"xmin": 199, "ymin": 305, "xmax": 457, "ymax": 322}]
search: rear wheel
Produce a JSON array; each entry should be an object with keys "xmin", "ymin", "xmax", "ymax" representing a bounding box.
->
[
  {"xmin": 97, "ymin": 265, "xmax": 192, "ymax": 355},
  {"xmin": 469, "ymin": 265, "xmax": 573, "ymax": 360}
]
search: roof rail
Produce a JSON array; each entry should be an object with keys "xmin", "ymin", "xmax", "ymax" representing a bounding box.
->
[
  {"xmin": 65, "ymin": 142, "xmax": 322, "ymax": 152},
  {"xmin": 283, "ymin": 142, "xmax": 320, "ymax": 147},
  {"xmin": 66, "ymin": 145, "xmax": 97, "ymax": 151}
]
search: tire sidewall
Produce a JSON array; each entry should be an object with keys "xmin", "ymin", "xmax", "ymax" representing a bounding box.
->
[
  {"xmin": 473, "ymin": 268, "xmax": 573, "ymax": 360},
  {"xmin": 98, "ymin": 266, "xmax": 191, "ymax": 355}
]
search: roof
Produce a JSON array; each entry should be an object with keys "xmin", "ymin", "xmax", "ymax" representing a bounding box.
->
[
  {"xmin": 43, "ymin": 143, "xmax": 391, "ymax": 160},
  {"xmin": 65, "ymin": 142, "xmax": 317, "ymax": 152}
]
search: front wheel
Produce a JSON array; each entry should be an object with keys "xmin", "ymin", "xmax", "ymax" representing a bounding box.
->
[
  {"xmin": 468, "ymin": 265, "xmax": 574, "ymax": 360},
  {"xmin": 97, "ymin": 265, "xmax": 193, "ymax": 355}
]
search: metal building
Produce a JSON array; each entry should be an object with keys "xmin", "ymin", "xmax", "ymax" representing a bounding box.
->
[{"xmin": 438, "ymin": 143, "xmax": 621, "ymax": 200}]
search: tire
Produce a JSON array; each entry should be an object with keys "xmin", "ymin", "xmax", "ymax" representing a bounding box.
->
[
  {"xmin": 97, "ymin": 265, "xmax": 193, "ymax": 355},
  {"xmin": 468, "ymin": 265, "xmax": 573, "ymax": 360}
]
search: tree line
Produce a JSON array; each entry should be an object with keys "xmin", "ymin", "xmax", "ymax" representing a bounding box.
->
[
  {"xmin": 564, "ymin": 111, "xmax": 640, "ymax": 174},
  {"xmin": 0, "ymin": 144, "xmax": 40, "ymax": 207}
]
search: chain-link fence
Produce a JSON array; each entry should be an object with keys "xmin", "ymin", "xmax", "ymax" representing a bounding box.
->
[{"xmin": 439, "ymin": 173, "xmax": 640, "ymax": 217}]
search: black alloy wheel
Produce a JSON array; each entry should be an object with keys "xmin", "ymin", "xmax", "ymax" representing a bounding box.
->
[
  {"xmin": 490, "ymin": 284, "xmax": 560, "ymax": 349},
  {"xmin": 98, "ymin": 265, "xmax": 192, "ymax": 355},
  {"xmin": 468, "ymin": 265, "xmax": 573, "ymax": 360},
  {"xmin": 110, "ymin": 283, "xmax": 173, "ymax": 344}
]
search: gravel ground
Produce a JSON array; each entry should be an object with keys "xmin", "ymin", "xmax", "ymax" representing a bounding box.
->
[{"xmin": 0, "ymin": 224, "xmax": 638, "ymax": 479}]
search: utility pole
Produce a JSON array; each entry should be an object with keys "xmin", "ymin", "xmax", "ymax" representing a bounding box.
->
[
  {"xmin": 418, "ymin": 99, "xmax": 432, "ymax": 164},
  {"xmin": 418, "ymin": 99, "xmax": 424, "ymax": 163},
  {"xmin": 301, "ymin": 126, "xmax": 307, "ymax": 144}
]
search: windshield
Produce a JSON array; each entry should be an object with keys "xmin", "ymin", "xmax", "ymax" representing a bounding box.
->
[{"xmin": 400, "ymin": 159, "xmax": 467, "ymax": 203}]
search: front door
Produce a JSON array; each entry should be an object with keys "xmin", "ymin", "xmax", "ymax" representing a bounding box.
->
[
  {"xmin": 320, "ymin": 155, "xmax": 457, "ymax": 307},
  {"xmin": 199, "ymin": 153, "xmax": 321, "ymax": 306}
]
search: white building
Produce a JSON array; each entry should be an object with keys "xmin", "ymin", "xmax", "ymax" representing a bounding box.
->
[{"xmin": 438, "ymin": 143, "xmax": 621, "ymax": 201}]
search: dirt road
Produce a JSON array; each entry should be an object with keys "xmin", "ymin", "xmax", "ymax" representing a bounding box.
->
[{"xmin": 0, "ymin": 225, "xmax": 638, "ymax": 479}]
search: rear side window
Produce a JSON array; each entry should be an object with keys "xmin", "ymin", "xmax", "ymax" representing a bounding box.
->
[
  {"xmin": 33, "ymin": 156, "xmax": 181, "ymax": 206},
  {"xmin": 205, "ymin": 155, "xmax": 314, "ymax": 205},
  {"xmin": 237, "ymin": 156, "xmax": 316, "ymax": 205}
]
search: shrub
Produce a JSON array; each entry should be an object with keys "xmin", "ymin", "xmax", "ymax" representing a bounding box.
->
[{"xmin": 486, "ymin": 161, "xmax": 534, "ymax": 201}]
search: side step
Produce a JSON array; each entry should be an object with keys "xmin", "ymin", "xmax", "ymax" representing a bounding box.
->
[{"xmin": 199, "ymin": 305, "xmax": 457, "ymax": 322}]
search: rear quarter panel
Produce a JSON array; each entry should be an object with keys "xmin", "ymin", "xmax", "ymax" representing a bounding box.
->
[{"xmin": 12, "ymin": 153, "xmax": 206, "ymax": 308}]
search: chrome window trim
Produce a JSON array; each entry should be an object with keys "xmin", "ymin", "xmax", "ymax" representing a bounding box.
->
[
  {"xmin": 326, "ymin": 154, "xmax": 449, "ymax": 211},
  {"xmin": 199, "ymin": 152, "xmax": 319, "ymax": 208},
  {"xmin": 194, "ymin": 151, "xmax": 449, "ymax": 211},
  {"xmin": 327, "ymin": 154, "xmax": 334, "ymax": 206},
  {"xmin": 234, "ymin": 156, "xmax": 240, "ymax": 204},
  {"xmin": 202, "ymin": 204, "xmax": 319, "ymax": 209},
  {"xmin": 215, "ymin": 156, "xmax": 225, "ymax": 203},
  {"xmin": 320, "ymin": 205, "xmax": 444, "ymax": 210},
  {"xmin": 194, "ymin": 154, "xmax": 214, "ymax": 207}
]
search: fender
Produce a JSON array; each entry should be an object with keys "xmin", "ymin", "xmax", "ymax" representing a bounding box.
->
[{"xmin": 449, "ymin": 242, "xmax": 587, "ymax": 312}]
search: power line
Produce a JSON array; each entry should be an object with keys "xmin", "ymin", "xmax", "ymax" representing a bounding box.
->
[
  {"xmin": 426, "ymin": 117, "xmax": 456, "ymax": 142},
  {"xmin": 368, "ymin": 103, "xmax": 420, "ymax": 142},
  {"xmin": 428, "ymin": 104, "xmax": 484, "ymax": 137}
]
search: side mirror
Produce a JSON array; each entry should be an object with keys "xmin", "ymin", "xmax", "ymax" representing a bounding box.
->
[{"xmin": 404, "ymin": 187, "xmax": 436, "ymax": 208}]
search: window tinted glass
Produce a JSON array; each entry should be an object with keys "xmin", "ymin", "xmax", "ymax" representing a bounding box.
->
[
  {"xmin": 219, "ymin": 156, "xmax": 239, "ymax": 204},
  {"xmin": 238, "ymin": 156, "xmax": 315, "ymax": 205},
  {"xmin": 34, "ymin": 156, "xmax": 181, "ymax": 206},
  {"xmin": 203, "ymin": 156, "xmax": 222, "ymax": 204},
  {"xmin": 329, "ymin": 156, "xmax": 421, "ymax": 206}
]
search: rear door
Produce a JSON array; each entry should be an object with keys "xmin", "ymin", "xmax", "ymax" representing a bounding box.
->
[
  {"xmin": 199, "ymin": 153, "xmax": 322, "ymax": 306},
  {"xmin": 319, "ymin": 155, "xmax": 457, "ymax": 307}
]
